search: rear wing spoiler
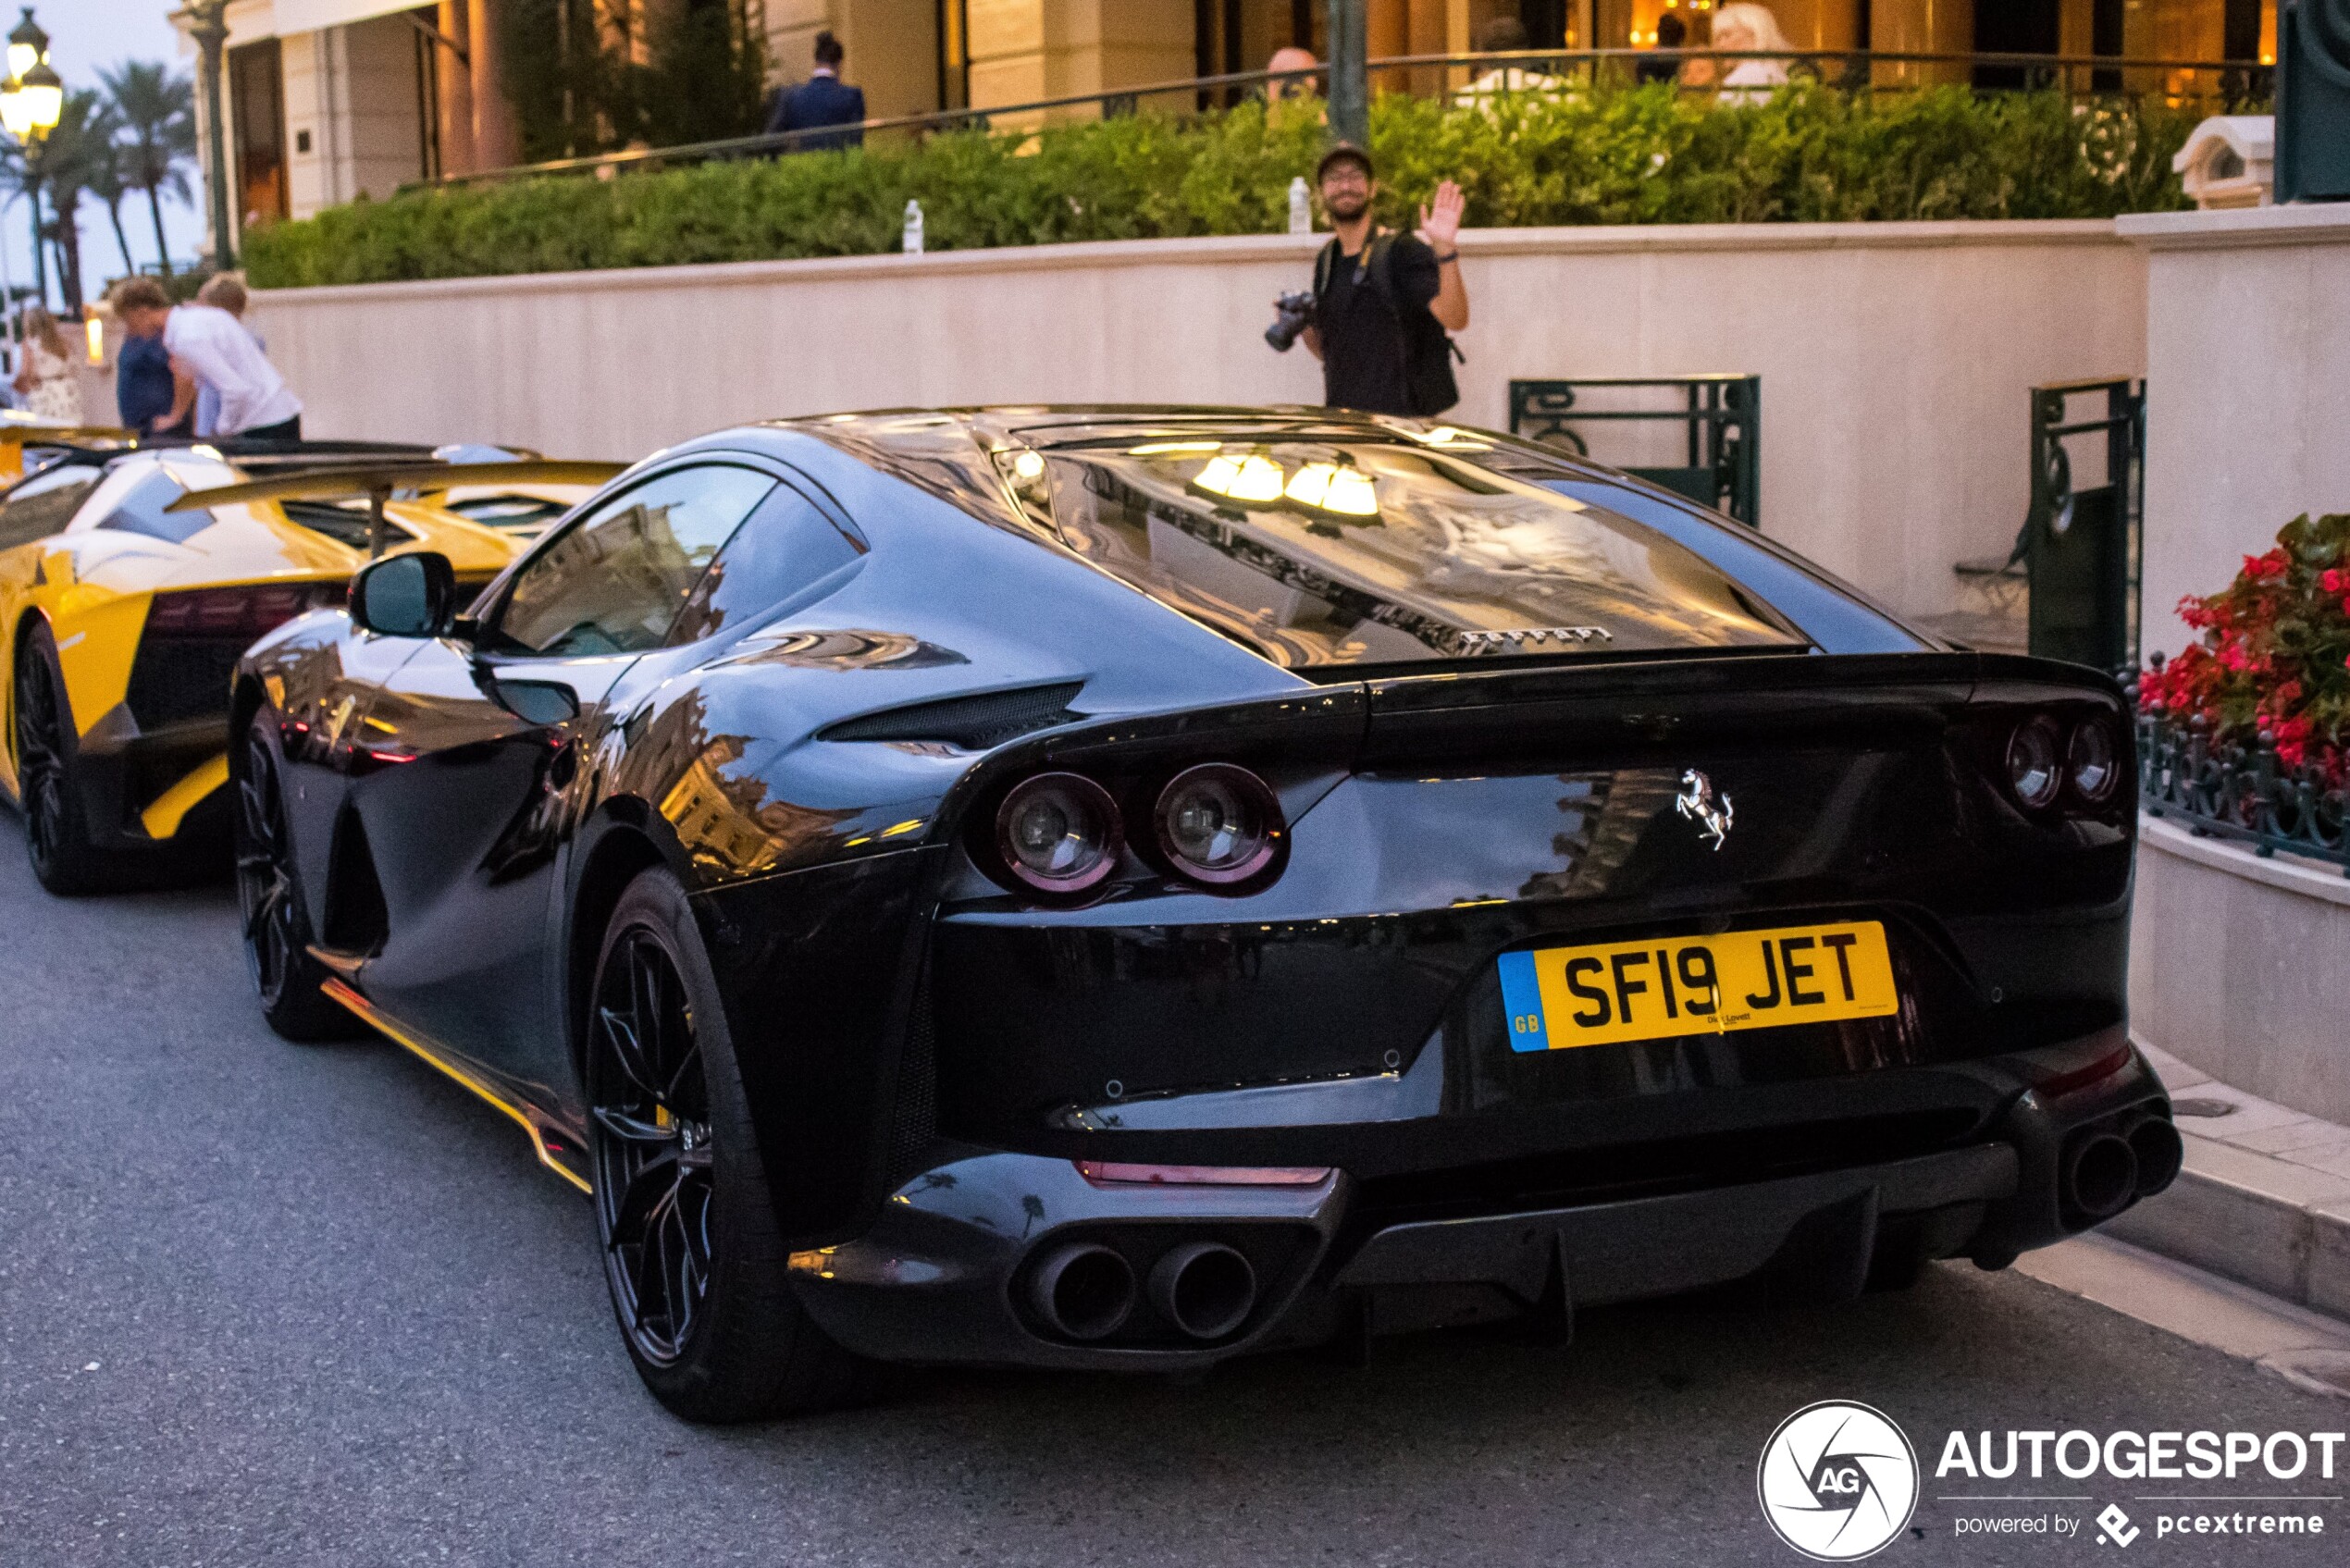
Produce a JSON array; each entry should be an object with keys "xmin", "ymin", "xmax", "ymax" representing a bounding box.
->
[{"xmin": 168, "ymin": 460, "xmax": 627, "ymax": 556}]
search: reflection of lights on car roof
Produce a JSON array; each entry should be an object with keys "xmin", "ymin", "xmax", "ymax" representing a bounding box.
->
[
  {"xmin": 1195, "ymin": 452, "xmax": 1380, "ymax": 519},
  {"xmin": 1129, "ymin": 440, "xmax": 1221, "ymax": 456},
  {"xmin": 1194, "ymin": 452, "xmax": 1285, "ymax": 504},
  {"xmin": 1283, "ymin": 462, "xmax": 1378, "ymax": 517}
]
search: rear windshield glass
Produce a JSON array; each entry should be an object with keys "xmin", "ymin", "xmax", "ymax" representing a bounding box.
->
[
  {"xmin": 1037, "ymin": 438, "xmax": 1804, "ymax": 671},
  {"xmin": 95, "ymin": 468, "xmax": 215, "ymax": 546}
]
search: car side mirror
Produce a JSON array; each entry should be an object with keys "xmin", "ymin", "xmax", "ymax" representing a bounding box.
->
[{"xmin": 349, "ymin": 551, "xmax": 456, "ymax": 638}]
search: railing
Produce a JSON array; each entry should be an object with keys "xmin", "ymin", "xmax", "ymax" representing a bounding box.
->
[
  {"xmin": 2134, "ymin": 705, "xmax": 2350, "ymax": 875},
  {"xmin": 2023, "ymin": 377, "xmax": 2144, "ymax": 672},
  {"xmin": 433, "ymin": 49, "xmax": 2268, "ymax": 189},
  {"xmin": 1508, "ymin": 376, "xmax": 1760, "ymax": 528}
]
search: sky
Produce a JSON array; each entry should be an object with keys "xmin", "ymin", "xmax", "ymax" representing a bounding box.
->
[{"xmin": 6, "ymin": 0, "xmax": 206, "ymax": 305}]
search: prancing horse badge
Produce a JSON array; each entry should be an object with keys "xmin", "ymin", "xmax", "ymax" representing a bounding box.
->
[{"xmin": 1676, "ymin": 769, "xmax": 1733, "ymax": 851}]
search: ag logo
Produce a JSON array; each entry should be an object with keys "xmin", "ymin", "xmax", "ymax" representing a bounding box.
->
[{"xmin": 1757, "ymin": 1401, "xmax": 1920, "ymax": 1561}]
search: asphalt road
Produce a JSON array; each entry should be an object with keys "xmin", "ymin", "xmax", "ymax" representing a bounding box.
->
[{"xmin": 2, "ymin": 815, "xmax": 2344, "ymax": 1568}]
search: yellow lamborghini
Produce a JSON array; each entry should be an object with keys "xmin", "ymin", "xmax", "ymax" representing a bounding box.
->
[{"xmin": 0, "ymin": 440, "xmax": 618, "ymax": 893}]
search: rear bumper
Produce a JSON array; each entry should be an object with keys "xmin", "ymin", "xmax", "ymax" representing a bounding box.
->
[
  {"xmin": 786, "ymin": 1039, "xmax": 2173, "ymax": 1372},
  {"xmin": 56, "ymin": 704, "xmax": 232, "ymax": 856}
]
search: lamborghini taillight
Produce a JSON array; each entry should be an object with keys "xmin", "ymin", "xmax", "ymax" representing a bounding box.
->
[{"xmin": 144, "ymin": 584, "xmax": 338, "ymax": 641}]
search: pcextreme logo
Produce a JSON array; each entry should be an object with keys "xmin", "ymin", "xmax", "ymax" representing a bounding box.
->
[{"xmin": 1757, "ymin": 1401, "xmax": 1922, "ymax": 1562}]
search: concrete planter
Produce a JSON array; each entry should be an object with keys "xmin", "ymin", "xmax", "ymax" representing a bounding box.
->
[{"xmin": 2131, "ymin": 812, "xmax": 2350, "ymax": 1125}]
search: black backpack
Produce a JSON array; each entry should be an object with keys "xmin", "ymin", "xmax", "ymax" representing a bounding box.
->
[{"xmin": 1313, "ymin": 230, "xmax": 1463, "ymax": 417}]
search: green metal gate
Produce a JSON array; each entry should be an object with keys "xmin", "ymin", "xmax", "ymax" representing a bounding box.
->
[
  {"xmin": 1508, "ymin": 377, "xmax": 1761, "ymax": 528},
  {"xmin": 2023, "ymin": 377, "xmax": 2144, "ymax": 671}
]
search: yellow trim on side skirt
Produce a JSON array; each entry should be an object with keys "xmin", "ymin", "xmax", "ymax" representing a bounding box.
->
[
  {"xmin": 320, "ymin": 978, "xmax": 593, "ymax": 1195},
  {"xmin": 139, "ymin": 753, "xmax": 231, "ymax": 840}
]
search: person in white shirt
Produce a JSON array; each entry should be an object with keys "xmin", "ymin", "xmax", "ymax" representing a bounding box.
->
[
  {"xmin": 110, "ymin": 276, "xmax": 303, "ymax": 443},
  {"xmin": 192, "ymin": 273, "xmax": 266, "ymax": 438},
  {"xmin": 1687, "ymin": 4, "xmax": 1794, "ymax": 105}
]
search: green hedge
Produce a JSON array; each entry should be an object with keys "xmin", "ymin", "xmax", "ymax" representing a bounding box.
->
[{"xmin": 247, "ymin": 83, "xmax": 2197, "ymax": 288}]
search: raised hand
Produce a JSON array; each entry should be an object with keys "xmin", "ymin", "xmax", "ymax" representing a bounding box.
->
[{"xmin": 1416, "ymin": 179, "xmax": 1466, "ymax": 253}]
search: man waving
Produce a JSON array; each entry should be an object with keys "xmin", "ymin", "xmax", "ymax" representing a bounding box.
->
[{"xmin": 1300, "ymin": 143, "xmax": 1469, "ymax": 417}]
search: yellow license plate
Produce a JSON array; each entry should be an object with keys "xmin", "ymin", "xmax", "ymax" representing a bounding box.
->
[{"xmin": 1498, "ymin": 920, "xmax": 1899, "ymax": 1052}]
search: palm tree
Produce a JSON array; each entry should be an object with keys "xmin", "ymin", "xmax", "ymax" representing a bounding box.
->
[
  {"xmin": 87, "ymin": 141, "xmax": 140, "ymax": 283},
  {"xmin": 98, "ymin": 61, "xmax": 194, "ymax": 278},
  {"xmin": 33, "ymin": 91, "xmax": 120, "ymax": 312},
  {"xmin": 0, "ymin": 141, "xmax": 43, "ymax": 303}
]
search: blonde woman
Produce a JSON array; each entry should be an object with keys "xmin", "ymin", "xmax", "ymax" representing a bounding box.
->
[
  {"xmin": 11, "ymin": 306, "xmax": 84, "ymax": 425},
  {"xmin": 1697, "ymin": 3, "xmax": 1795, "ymax": 105}
]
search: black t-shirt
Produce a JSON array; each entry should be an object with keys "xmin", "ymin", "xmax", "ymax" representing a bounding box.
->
[{"xmin": 1316, "ymin": 232, "xmax": 1442, "ymax": 416}]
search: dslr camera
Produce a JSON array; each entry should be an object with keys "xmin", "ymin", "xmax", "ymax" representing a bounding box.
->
[{"xmin": 1265, "ymin": 290, "xmax": 1315, "ymax": 352}]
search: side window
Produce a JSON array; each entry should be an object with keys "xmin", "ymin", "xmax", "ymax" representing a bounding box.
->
[
  {"xmin": 95, "ymin": 469, "xmax": 215, "ymax": 546},
  {"xmin": 492, "ymin": 465, "xmax": 776, "ymax": 656},
  {"xmin": 0, "ymin": 466, "xmax": 103, "ymax": 550},
  {"xmin": 665, "ymin": 482, "xmax": 860, "ymax": 646}
]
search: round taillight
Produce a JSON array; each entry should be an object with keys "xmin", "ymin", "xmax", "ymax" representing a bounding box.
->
[
  {"xmin": 995, "ymin": 773, "xmax": 1121, "ymax": 895},
  {"xmin": 2007, "ymin": 717, "xmax": 2063, "ymax": 810},
  {"xmin": 2068, "ymin": 720, "xmax": 2120, "ymax": 802},
  {"xmin": 1154, "ymin": 763, "xmax": 1282, "ymax": 886}
]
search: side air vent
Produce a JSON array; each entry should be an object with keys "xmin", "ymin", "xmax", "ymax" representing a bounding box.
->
[
  {"xmin": 820, "ymin": 681, "xmax": 1085, "ymax": 750},
  {"xmin": 322, "ymin": 810, "xmax": 390, "ymax": 957}
]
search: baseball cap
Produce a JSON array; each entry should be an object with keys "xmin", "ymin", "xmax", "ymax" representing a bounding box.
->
[{"xmin": 1316, "ymin": 142, "xmax": 1375, "ymax": 182}]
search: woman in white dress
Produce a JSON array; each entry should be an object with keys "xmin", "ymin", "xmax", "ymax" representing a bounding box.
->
[
  {"xmin": 1693, "ymin": 4, "xmax": 1795, "ymax": 105},
  {"xmin": 11, "ymin": 307, "xmax": 84, "ymax": 426}
]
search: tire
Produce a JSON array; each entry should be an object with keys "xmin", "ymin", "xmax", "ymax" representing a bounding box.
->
[
  {"xmin": 587, "ymin": 868, "xmax": 863, "ymax": 1423},
  {"xmin": 11, "ymin": 622, "xmax": 123, "ymax": 895},
  {"xmin": 234, "ymin": 710, "xmax": 358, "ymax": 1042}
]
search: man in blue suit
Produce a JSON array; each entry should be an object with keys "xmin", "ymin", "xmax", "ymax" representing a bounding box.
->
[{"xmin": 766, "ymin": 31, "xmax": 866, "ymax": 152}]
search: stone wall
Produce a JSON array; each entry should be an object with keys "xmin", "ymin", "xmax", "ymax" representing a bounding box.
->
[
  {"xmin": 2121, "ymin": 204, "xmax": 2350, "ymax": 657},
  {"xmin": 2130, "ymin": 816, "xmax": 2350, "ymax": 1126},
  {"xmin": 250, "ymin": 219, "xmax": 2145, "ymax": 623}
]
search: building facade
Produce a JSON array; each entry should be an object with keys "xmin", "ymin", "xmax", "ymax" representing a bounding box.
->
[{"xmin": 185, "ymin": 0, "xmax": 2271, "ymax": 246}]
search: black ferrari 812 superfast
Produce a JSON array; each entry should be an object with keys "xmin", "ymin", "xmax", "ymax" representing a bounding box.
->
[{"xmin": 228, "ymin": 407, "xmax": 2177, "ymax": 1420}]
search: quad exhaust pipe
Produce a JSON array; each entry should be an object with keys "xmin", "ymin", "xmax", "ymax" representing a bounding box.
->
[
  {"xmin": 2127, "ymin": 1115, "xmax": 2183, "ymax": 1197},
  {"xmin": 1149, "ymin": 1241, "xmax": 1257, "ymax": 1341},
  {"xmin": 2061, "ymin": 1132, "xmax": 2138, "ymax": 1221},
  {"xmin": 1027, "ymin": 1242, "xmax": 1136, "ymax": 1341}
]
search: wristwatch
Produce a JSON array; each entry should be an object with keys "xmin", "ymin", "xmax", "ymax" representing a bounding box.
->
[{"xmin": 1434, "ymin": 251, "xmax": 1460, "ymax": 265}]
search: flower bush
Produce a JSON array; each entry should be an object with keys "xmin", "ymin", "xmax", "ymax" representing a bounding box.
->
[
  {"xmin": 2138, "ymin": 512, "xmax": 2350, "ymax": 782},
  {"xmin": 245, "ymin": 82, "xmax": 2198, "ymax": 289}
]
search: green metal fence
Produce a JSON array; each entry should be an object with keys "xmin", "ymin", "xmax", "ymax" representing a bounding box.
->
[
  {"xmin": 2022, "ymin": 377, "xmax": 2144, "ymax": 671},
  {"xmin": 1508, "ymin": 376, "xmax": 1761, "ymax": 528}
]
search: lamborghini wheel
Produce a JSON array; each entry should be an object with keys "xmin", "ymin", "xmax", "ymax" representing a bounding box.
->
[
  {"xmin": 588, "ymin": 868, "xmax": 862, "ymax": 1423},
  {"xmin": 12, "ymin": 623, "xmax": 119, "ymax": 895},
  {"xmin": 234, "ymin": 710, "xmax": 355, "ymax": 1042}
]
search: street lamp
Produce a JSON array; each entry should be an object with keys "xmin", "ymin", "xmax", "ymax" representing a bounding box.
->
[
  {"xmin": 0, "ymin": 6, "xmax": 59, "ymax": 307},
  {"xmin": 6, "ymin": 7, "xmax": 46, "ymax": 85}
]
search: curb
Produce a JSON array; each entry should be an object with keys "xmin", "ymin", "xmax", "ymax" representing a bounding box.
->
[{"xmin": 2100, "ymin": 1043, "xmax": 2350, "ymax": 1322}]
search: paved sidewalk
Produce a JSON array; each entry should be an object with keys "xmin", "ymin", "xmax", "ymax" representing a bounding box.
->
[{"xmin": 2106, "ymin": 1041, "xmax": 2350, "ymax": 1324}]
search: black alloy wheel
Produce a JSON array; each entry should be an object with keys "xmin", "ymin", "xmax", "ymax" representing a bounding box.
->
[
  {"xmin": 234, "ymin": 710, "xmax": 354, "ymax": 1042},
  {"xmin": 586, "ymin": 869, "xmax": 861, "ymax": 1422},
  {"xmin": 11, "ymin": 623, "xmax": 115, "ymax": 895},
  {"xmin": 591, "ymin": 924, "xmax": 717, "ymax": 1368}
]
